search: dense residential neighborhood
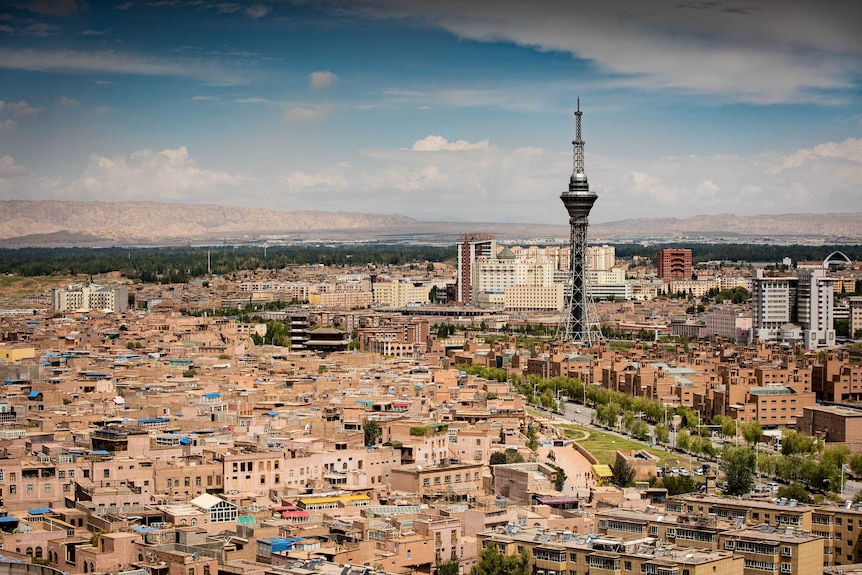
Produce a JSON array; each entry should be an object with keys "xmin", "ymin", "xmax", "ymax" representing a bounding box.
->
[{"xmin": 1, "ymin": 246, "xmax": 862, "ymax": 575}]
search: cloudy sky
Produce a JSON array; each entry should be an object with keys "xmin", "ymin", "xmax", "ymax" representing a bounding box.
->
[{"xmin": 1, "ymin": 0, "xmax": 861, "ymax": 225}]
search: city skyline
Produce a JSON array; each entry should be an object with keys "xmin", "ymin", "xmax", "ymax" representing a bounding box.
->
[{"xmin": 0, "ymin": 0, "xmax": 861, "ymax": 225}]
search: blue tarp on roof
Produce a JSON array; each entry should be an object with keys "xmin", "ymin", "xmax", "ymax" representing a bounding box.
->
[
  {"xmin": 266, "ymin": 411, "xmax": 278, "ymax": 416},
  {"xmin": 179, "ymin": 437, "xmax": 191, "ymax": 445},
  {"xmin": 28, "ymin": 508, "xmax": 50, "ymax": 515},
  {"xmin": 91, "ymin": 450, "xmax": 109, "ymax": 455},
  {"xmin": 138, "ymin": 417, "xmax": 170, "ymax": 424},
  {"xmin": 203, "ymin": 392, "xmax": 220, "ymax": 398},
  {"xmin": 28, "ymin": 391, "xmax": 40, "ymax": 398},
  {"xmin": 0, "ymin": 516, "xmax": 19, "ymax": 523}
]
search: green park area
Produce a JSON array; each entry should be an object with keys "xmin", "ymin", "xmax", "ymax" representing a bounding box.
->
[{"xmin": 559, "ymin": 423, "xmax": 690, "ymax": 469}]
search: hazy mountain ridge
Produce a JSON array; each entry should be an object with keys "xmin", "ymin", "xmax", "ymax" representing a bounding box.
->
[
  {"xmin": 0, "ymin": 200, "xmax": 417, "ymax": 242},
  {"xmin": 1, "ymin": 201, "xmax": 859, "ymax": 246},
  {"xmin": 595, "ymin": 213, "xmax": 862, "ymax": 237}
]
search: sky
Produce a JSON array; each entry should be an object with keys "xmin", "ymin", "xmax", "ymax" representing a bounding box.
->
[{"xmin": 0, "ymin": 0, "xmax": 861, "ymax": 226}]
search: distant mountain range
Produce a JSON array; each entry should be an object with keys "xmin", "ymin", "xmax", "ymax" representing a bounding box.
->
[{"xmin": 0, "ymin": 200, "xmax": 859, "ymax": 247}]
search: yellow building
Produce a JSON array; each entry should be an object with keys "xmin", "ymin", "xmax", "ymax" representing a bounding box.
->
[{"xmin": 0, "ymin": 347, "xmax": 36, "ymax": 362}]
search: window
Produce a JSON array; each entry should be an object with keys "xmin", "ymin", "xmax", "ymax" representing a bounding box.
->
[
  {"xmin": 103, "ymin": 469, "xmax": 110, "ymax": 478},
  {"xmin": 44, "ymin": 484, "xmax": 50, "ymax": 492},
  {"xmin": 58, "ymin": 471, "xmax": 65, "ymax": 479},
  {"xmin": 625, "ymin": 561, "xmax": 632, "ymax": 571},
  {"xmin": 445, "ymin": 475, "xmax": 451, "ymax": 483},
  {"xmin": 9, "ymin": 485, "xmax": 15, "ymax": 494}
]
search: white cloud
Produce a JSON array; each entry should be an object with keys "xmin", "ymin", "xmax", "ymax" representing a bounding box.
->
[
  {"xmin": 283, "ymin": 170, "xmax": 348, "ymax": 193},
  {"xmin": 235, "ymin": 97, "xmax": 270, "ymax": 104},
  {"xmin": 0, "ymin": 155, "xmax": 27, "ymax": 177},
  {"xmin": 64, "ymin": 146, "xmax": 249, "ymax": 202},
  {"xmin": 266, "ymin": 132, "xmax": 862, "ymax": 223},
  {"xmin": 282, "ymin": 103, "xmax": 332, "ymax": 122},
  {"xmin": 192, "ymin": 95, "xmax": 219, "ymax": 101},
  {"xmin": 410, "ymin": 135, "xmax": 491, "ymax": 152},
  {"xmin": 768, "ymin": 138, "xmax": 862, "ymax": 174},
  {"xmin": 0, "ymin": 155, "xmax": 29, "ymax": 194},
  {"xmin": 244, "ymin": 4, "xmax": 271, "ymax": 19},
  {"xmin": 0, "ymin": 48, "xmax": 249, "ymax": 85},
  {"xmin": 309, "ymin": 70, "xmax": 338, "ymax": 88},
  {"xmin": 338, "ymin": 0, "xmax": 862, "ymax": 104},
  {"xmin": 58, "ymin": 96, "xmax": 79, "ymax": 107},
  {"xmin": 0, "ymin": 99, "xmax": 41, "ymax": 131}
]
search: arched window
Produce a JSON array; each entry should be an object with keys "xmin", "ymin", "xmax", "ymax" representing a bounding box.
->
[
  {"xmin": 25, "ymin": 547, "xmax": 32, "ymax": 556},
  {"xmin": 35, "ymin": 547, "xmax": 42, "ymax": 558},
  {"xmin": 180, "ymin": 518, "xmax": 187, "ymax": 525},
  {"xmin": 83, "ymin": 562, "xmax": 89, "ymax": 573},
  {"xmin": 139, "ymin": 554, "xmax": 144, "ymax": 562},
  {"xmin": 191, "ymin": 518, "xmax": 197, "ymax": 526}
]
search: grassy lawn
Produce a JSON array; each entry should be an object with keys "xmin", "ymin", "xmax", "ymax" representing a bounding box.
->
[
  {"xmin": 559, "ymin": 423, "xmax": 691, "ymax": 468},
  {"xmin": 607, "ymin": 340, "xmax": 638, "ymax": 351},
  {"xmin": 558, "ymin": 425, "xmax": 588, "ymax": 441}
]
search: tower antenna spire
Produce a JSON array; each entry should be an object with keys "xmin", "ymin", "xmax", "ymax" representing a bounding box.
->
[{"xmin": 558, "ymin": 101, "xmax": 601, "ymax": 346}]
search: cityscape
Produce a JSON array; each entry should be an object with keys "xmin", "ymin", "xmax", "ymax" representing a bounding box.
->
[{"xmin": 2, "ymin": 3, "xmax": 862, "ymax": 575}]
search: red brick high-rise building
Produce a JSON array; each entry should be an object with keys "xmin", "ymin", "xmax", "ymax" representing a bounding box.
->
[{"xmin": 657, "ymin": 248, "xmax": 692, "ymax": 280}]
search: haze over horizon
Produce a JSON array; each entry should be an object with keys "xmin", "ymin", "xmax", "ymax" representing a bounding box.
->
[{"xmin": 1, "ymin": 0, "xmax": 861, "ymax": 226}]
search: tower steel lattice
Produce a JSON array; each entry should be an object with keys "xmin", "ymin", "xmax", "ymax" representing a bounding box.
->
[{"xmin": 558, "ymin": 100, "xmax": 602, "ymax": 345}]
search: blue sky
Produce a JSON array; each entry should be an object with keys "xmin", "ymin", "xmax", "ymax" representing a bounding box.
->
[{"xmin": 1, "ymin": 0, "xmax": 861, "ymax": 225}]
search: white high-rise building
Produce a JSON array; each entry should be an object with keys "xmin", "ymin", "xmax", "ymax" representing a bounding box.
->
[
  {"xmin": 750, "ymin": 268, "xmax": 834, "ymax": 349},
  {"xmin": 797, "ymin": 268, "xmax": 835, "ymax": 349},
  {"xmin": 586, "ymin": 245, "xmax": 615, "ymax": 271}
]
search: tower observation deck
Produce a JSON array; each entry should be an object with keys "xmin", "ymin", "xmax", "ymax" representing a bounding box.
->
[{"xmin": 558, "ymin": 100, "xmax": 602, "ymax": 345}]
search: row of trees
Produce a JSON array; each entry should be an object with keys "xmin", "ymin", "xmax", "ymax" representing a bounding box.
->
[{"xmin": 0, "ymin": 245, "xmax": 455, "ymax": 280}]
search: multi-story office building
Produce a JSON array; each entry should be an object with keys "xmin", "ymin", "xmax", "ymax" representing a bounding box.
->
[
  {"xmin": 658, "ymin": 248, "xmax": 693, "ymax": 280},
  {"xmin": 52, "ymin": 283, "xmax": 128, "ymax": 313}
]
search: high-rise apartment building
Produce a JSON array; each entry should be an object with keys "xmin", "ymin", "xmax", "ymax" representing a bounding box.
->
[
  {"xmin": 586, "ymin": 244, "xmax": 615, "ymax": 271},
  {"xmin": 657, "ymin": 248, "xmax": 693, "ymax": 280},
  {"xmin": 456, "ymin": 233, "xmax": 495, "ymax": 303},
  {"xmin": 750, "ymin": 268, "xmax": 835, "ymax": 350}
]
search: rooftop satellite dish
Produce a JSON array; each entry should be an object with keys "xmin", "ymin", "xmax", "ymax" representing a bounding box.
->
[{"xmin": 416, "ymin": 465, "xmax": 422, "ymax": 471}]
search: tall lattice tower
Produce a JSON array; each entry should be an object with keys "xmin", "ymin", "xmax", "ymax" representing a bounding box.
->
[{"xmin": 558, "ymin": 100, "xmax": 602, "ymax": 345}]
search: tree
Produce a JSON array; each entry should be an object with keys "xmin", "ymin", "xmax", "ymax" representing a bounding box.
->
[
  {"xmin": 489, "ymin": 450, "xmax": 524, "ymax": 465},
  {"xmin": 850, "ymin": 453, "xmax": 862, "ymax": 477},
  {"xmin": 654, "ymin": 424, "xmax": 670, "ymax": 445},
  {"xmin": 776, "ymin": 482, "xmax": 812, "ymax": 504},
  {"xmin": 720, "ymin": 446, "xmax": 756, "ymax": 496},
  {"xmin": 526, "ymin": 424, "xmax": 538, "ymax": 452},
  {"xmin": 676, "ymin": 429, "xmax": 691, "ymax": 453},
  {"xmin": 610, "ymin": 458, "xmax": 636, "ymax": 488},
  {"xmin": 661, "ymin": 475, "xmax": 696, "ymax": 496},
  {"xmin": 741, "ymin": 421, "xmax": 763, "ymax": 446},
  {"xmin": 471, "ymin": 544, "xmax": 529, "ymax": 575},
  {"xmin": 437, "ymin": 561, "xmax": 459, "ymax": 575},
  {"xmin": 363, "ymin": 420, "xmax": 381, "ymax": 447},
  {"xmin": 554, "ymin": 465, "xmax": 567, "ymax": 491}
]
